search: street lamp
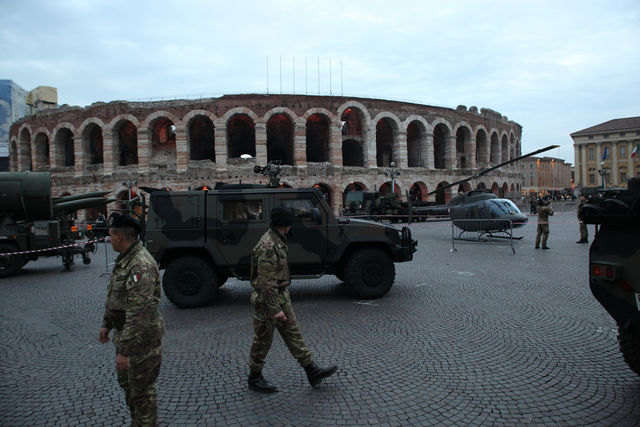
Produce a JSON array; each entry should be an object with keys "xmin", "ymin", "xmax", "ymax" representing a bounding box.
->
[
  {"xmin": 384, "ymin": 161, "xmax": 401, "ymax": 195},
  {"xmin": 598, "ymin": 161, "xmax": 608, "ymax": 189}
]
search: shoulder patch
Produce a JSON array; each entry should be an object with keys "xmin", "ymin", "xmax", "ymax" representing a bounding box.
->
[{"xmin": 132, "ymin": 274, "xmax": 139, "ymax": 283}]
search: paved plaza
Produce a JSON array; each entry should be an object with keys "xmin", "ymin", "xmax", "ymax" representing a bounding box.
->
[{"xmin": 1, "ymin": 203, "xmax": 639, "ymax": 426}]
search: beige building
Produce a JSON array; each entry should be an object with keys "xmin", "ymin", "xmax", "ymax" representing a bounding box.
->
[
  {"xmin": 520, "ymin": 156, "xmax": 572, "ymax": 197},
  {"xmin": 571, "ymin": 117, "xmax": 640, "ymax": 189}
]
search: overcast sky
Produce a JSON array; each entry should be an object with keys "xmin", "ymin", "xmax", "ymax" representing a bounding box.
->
[{"xmin": 2, "ymin": 0, "xmax": 639, "ymax": 163}]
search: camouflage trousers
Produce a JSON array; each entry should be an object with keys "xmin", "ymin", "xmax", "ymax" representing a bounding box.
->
[
  {"xmin": 535, "ymin": 224, "xmax": 550, "ymax": 247},
  {"xmin": 113, "ymin": 339, "xmax": 162, "ymax": 427},
  {"xmin": 248, "ymin": 289, "xmax": 314, "ymax": 372}
]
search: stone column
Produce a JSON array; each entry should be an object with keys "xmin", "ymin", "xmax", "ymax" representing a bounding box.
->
[
  {"xmin": 469, "ymin": 136, "xmax": 477, "ymax": 169},
  {"xmin": 74, "ymin": 134, "xmax": 83, "ymax": 177},
  {"xmin": 138, "ymin": 128, "xmax": 150, "ymax": 173},
  {"xmin": 214, "ymin": 119, "xmax": 228, "ymax": 172},
  {"xmin": 255, "ymin": 122, "xmax": 267, "ymax": 165},
  {"xmin": 446, "ymin": 136, "xmax": 456, "ymax": 169},
  {"xmin": 365, "ymin": 124, "xmax": 376, "ymax": 169},
  {"xmin": 395, "ymin": 129, "xmax": 407, "ymax": 168},
  {"xmin": 424, "ymin": 132, "xmax": 434, "ymax": 169},
  {"xmin": 103, "ymin": 131, "xmax": 114, "ymax": 176},
  {"xmin": 329, "ymin": 119, "xmax": 342, "ymax": 166},
  {"xmin": 294, "ymin": 118, "xmax": 306, "ymax": 168},
  {"xmin": 175, "ymin": 125, "xmax": 188, "ymax": 173}
]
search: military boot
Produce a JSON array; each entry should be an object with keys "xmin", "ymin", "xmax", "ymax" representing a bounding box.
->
[
  {"xmin": 248, "ymin": 371, "xmax": 278, "ymax": 393},
  {"xmin": 304, "ymin": 362, "xmax": 338, "ymax": 387}
]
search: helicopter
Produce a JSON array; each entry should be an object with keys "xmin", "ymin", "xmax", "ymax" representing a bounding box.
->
[{"xmin": 415, "ymin": 144, "xmax": 560, "ymax": 240}]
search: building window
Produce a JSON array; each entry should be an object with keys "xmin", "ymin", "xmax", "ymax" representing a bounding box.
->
[
  {"xmin": 589, "ymin": 174, "xmax": 595, "ymax": 184},
  {"xmin": 621, "ymin": 172, "xmax": 627, "ymax": 182},
  {"xmin": 589, "ymin": 148, "xmax": 594, "ymax": 160},
  {"xmin": 604, "ymin": 134, "xmax": 609, "ymax": 139},
  {"xmin": 620, "ymin": 145, "xmax": 626, "ymax": 157},
  {"xmin": 530, "ymin": 164, "xmax": 533, "ymax": 168},
  {"xmin": 530, "ymin": 172, "xmax": 534, "ymax": 179},
  {"xmin": 620, "ymin": 132, "xmax": 626, "ymax": 137},
  {"xmin": 588, "ymin": 136, "xmax": 594, "ymax": 140}
]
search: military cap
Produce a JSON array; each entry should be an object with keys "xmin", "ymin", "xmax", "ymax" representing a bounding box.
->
[
  {"xmin": 271, "ymin": 206, "xmax": 294, "ymax": 227},
  {"xmin": 108, "ymin": 212, "xmax": 142, "ymax": 233}
]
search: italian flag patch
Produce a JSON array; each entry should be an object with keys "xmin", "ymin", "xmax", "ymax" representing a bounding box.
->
[{"xmin": 132, "ymin": 274, "xmax": 139, "ymax": 283}]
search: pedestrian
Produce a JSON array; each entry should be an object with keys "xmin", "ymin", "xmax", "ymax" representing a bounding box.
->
[
  {"xmin": 576, "ymin": 194, "xmax": 589, "ymax": 243},
  {"xmin": 99, "ymin": 213, "xmax": 165, "ymax": 426},
  {"xmin": 247, "ymin": 206, "xmax": 337, "ymax": 393},
  {"xmin": 535, "ymin": 199, "xmax": 554, "ymax": 250}
]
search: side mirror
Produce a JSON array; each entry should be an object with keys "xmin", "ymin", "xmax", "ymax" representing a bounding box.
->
[{"xmin": 311, "ymin": 207, "xmax": 322, "ymax": 224}]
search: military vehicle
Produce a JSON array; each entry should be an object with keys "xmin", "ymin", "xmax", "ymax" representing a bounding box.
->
[
  {"xmin": 0, "ymin": 172, "xmax": 115, "ymax": 276},
  {"xmin": 144, "ymin": 184, "xmax": 418, "ymax": 308},
  {"xmin": 581, "ymin": 177, "xmax": 640, "ymax": 375}
]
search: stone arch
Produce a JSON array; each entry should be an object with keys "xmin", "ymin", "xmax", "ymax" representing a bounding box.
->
[
  {"xmin": 501, "ymin": 182, "xmax": 509, "ymax": 197},
  {"xmin": 312, "ymin": 182, "xmax": 332, "ymax": 205},
  {"xmin": 266, "ymin": 111, "xmax": 294, "ymax": 165},
  {"xmin": 404, "ymin": 116, "xmax": 430, "ymax": 168},
  {"xmin": 110, "ymin": 116, "xmax": 139, "ymax": 166},
  {"xmin": 339, "ymin": 102, "xmax": 371, "ymax": 166},
  {"xmin": 409, "ymin": 181, "xmax": 428, "ymax": 202},
  {"xmin": 510, "ymin": 183, "xmax": 515, "ymax": 192},
  {"xmin": 491, "ymin": 182, "xmax": 499, "ymax": 195},
  {"xmin": 435, "ymin": 181, "xmax": 451, "ymax": 205},
  {"xmin": 146, "ymin": 113, "xmax": 178, "ymax": 169},
  {"xmin": 34, "ymin": 129, "xmax": 50, "ymax": 169},
  {"xmin": 306, "ymin": 112, "xmax": 330, "ymax": 163},
  {"xmin": 477, "ymin": 182, "xmax": 487, "ymax": 190},
  {"xmin": 52, "ymin": 125, "xmax": 75, "ymax": 168},
  {"xmin": 379, "ymin": 181, "xmax": 402, "ymax": 199},
  {"xmin": 19, "ymin": 127, "xmax": 32, "ymax": 171},
  {"xmin": 454, "ymin": 123, "xmax": 472, "ymax": 168},
  {"xmin": 374, "ymin": 114, "xmax": 400, "ymax": 167},
  {"xmin": 433, "ymin": 121, "xmax": 452, "ymax": 169},
  {"xmin": 501, "ymin": 134, "xmax": 509, "ymax": 164},
  {"xmin": 185, "ymin": 113, "xmax": 215, "ymax": 161},
  {"xmin": 457, "ymin": 182, "xmax": 471, "ymax": 194},
  {"xmin": 490, "ymin": 131, "xmax": 500, "ymax": 164},
  {"xmin": 227, "ymin": 113, "xmax": 256, "ymax": 159},
  {"xmin": 475, "ymin": 126, "xmax": 489, "ymax": 166},
  {"xmin": 79, "ymin": 119, "xmax": 105, "ymax": 166}
]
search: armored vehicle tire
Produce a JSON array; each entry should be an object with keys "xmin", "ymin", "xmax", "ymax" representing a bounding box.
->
[
  {"xmin": 344, "ymin": 248, "xmax": 395, "ymax": 299},
  {"xmin": 163, "ymin": 256, "xmax": 218, "ymax": 308},
  {"xmin": 619, "ymin": 325, "xmax": 640, "ymax": 375},
  {"xmin": 0, "ymin": 243, "xmax": 26, "ymax": 278}
]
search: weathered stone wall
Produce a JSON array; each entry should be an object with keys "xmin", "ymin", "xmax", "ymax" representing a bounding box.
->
[{"xmin": 9, "ymin": 94, "xmax": 524, "ymax": 215}]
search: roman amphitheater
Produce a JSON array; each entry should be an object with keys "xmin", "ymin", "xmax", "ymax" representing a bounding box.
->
[{"xmin": 9, "ymin": 94, "xmax": 523, "ymax": 216}]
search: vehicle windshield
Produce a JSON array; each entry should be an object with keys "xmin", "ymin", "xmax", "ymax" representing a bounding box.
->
[{"xmin": 488, "ymin": 199, "xmax": 520, "ymax": 215}]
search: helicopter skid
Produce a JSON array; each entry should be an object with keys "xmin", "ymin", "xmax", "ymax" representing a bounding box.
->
[{"xmin": 455, "ymin": 230, "xmax": 523, "ymax": 241}]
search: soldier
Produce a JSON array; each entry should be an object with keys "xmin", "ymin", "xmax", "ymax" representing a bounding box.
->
[
  {"xmin": 99, "ymin": 213, "xmax": 165, "ymax": 426},
  {"xmin": 534, "ymin": 199, "xmax": 554, "ymax": 250},
  {"xmin": 248, "ymin": 206, "xmax": 337, "ymax": 393},
  {"xmin": 576, "ymin": 194, "xmax": 589, "ymax": 243}
]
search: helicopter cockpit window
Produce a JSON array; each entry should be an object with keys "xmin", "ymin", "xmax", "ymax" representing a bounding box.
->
[{"xmin": 488, "ymin": 200, "xmax": 519, "ymax": 216}]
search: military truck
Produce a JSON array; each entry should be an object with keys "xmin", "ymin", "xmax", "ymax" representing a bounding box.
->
[
  {"xmin": 144, "ymin": 184, "xmax": 418, "ymax": 308},
  {"xmin": 582, "ymin": 177, "xmax": 640, "ymax": 375},
  {"xmin": 0, "ymin": 172, "xmax": 114, "ymax": 276}
]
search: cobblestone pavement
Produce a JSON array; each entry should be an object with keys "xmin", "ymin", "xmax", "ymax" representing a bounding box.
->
[{"xmin": 1, "ymin": 209, "xmax": 639, "ymax": 426}]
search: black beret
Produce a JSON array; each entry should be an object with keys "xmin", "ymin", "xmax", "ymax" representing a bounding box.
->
[
  {"xmin": 271, "ymin": 207, "xmax": 294, "ymax": 227},
  {"xmin": 108, "ymin": 212, "xmax": 142, "ymax": 233}
]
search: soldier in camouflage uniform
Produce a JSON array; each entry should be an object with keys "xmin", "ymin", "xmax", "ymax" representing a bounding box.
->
[
  {"xmin": 535, "ymin": 199, "xmax": 554, "ymax": 250},
  {"xmin": 247, "ymin": 207, "xmax": 338, "ymax": 393},
  {"xmin": 576, "ymin": 194, "xmax": 589, "ymax": 243},
  {"xmin": 99, "ymin": 213, "xmax": 165, "ymax": 426}
]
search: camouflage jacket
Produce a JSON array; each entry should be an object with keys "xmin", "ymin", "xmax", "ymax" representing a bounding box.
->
[
  {"xmin": 538, "ymin": 205, "xmax": 554, "ymax": 224},
  {"xmin": 102, "ymin": 240, "xmax": 165, "ymax": 357},
  {"xmin": 250, "ymin": 228, "xmax": 290, "ymax": 317}
]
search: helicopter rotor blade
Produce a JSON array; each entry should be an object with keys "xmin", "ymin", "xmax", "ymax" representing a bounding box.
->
[{"xmin": 427, "ymin": 144, "xmax": 560, "ymax": 195}]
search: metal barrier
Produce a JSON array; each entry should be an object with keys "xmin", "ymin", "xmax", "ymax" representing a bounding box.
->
[
  {"xmin": 101, "ymin": 238, "xmax": 118, "ymax": 276},
  {"xmin": 450, "ymin": 218, "xmax": 519, "ymax": 254}
]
